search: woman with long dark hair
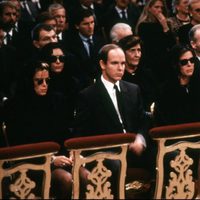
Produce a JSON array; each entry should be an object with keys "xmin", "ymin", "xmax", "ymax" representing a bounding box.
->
[{"xmin": 154, "ymin": 44, "xmax": 200, "ymax": 125}]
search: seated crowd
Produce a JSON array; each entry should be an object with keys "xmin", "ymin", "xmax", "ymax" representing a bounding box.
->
[{"xmin": 0, "ymin": 0, "xmax": 200, "ymax": 199}]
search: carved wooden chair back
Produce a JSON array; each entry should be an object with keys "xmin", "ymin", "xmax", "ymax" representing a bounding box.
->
[
  {"xmin": 64, "ymin": 133, "xmax": 135, "ymax": 199},
  {"xmin": 0, "ymin": 141, "xmax": 60, "ymax": 199},
  {"xmin": 149, "ymin": 122, "xmax": 200, "ymax": 199}
]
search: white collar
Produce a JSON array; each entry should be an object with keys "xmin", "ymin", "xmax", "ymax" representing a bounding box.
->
[
  {"xmin": 3, "ymin": 29, "xmax": 13, "ymax": 36},
  {"xmin": 81, "ymin": 3, "xmax": 94, "ymax": 10},
  {"xmin": 115, "ymin": 6, "xmax": 127, "ymax": 14},
  {"xmin": 101, "ymin": 75, "xmax": 120, "ymax": 92},
  {"xmin": 79, "ymin": 33, "xmax": 92, "ymax": 42}
]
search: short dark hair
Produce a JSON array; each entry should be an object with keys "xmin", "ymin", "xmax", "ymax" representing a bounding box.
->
[
  {"xmin": 118, "ymin": 35, "xmax": 141, "ymax": 51},
  {"xmin": 98, "ymin": 44, "xmax": 122, "ymax": 63},
  {"xmin": 74, "ymin": 9, "xmax": 94, "ymax": 25},
  {"xmin": 36, "ymin": 11, "xmax": 56, "ymax": 24},
  {"xmin": 31, "ymin": 23, "xmax": 55, "ymax": 41}
]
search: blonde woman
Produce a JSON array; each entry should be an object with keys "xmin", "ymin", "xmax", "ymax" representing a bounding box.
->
[{"xmin": 135, "ymin": 0, "xmax": 176, "ymax": 84}]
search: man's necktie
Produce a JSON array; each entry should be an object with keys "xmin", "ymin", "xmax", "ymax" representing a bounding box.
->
[
  {"xmin": 21, "ymin": 1, "xmax": 35, "ymax": 21},
  {"xmin": 121, "ymin": 10, "xmax": 127, "ymax": 20},
  {"xmin": 114, "ymin": 84, "xmax": 126, "ymax": 130},
  {"xmin": 87, "ymin": 38, "xmax": 94, "ymax": 57},
  {"xmin": 6, "ymin": 33, "xmax": 11, "ymax": 45}
]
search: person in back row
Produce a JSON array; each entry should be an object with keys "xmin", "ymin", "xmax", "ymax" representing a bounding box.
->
[
  {"xmin": 135, "ymin": 0, "xmax": 176, "ymax": 84},
  {"xmin": 118, "ymin": 34, "xmax": 157, "ymax": 113},
  {"xmin": 110, "ymin": 22, "xmax": 133, "ymax": 44},
  {"xmin": 66, "ymin": 9, "xmax": 105, "ymax": 89}
]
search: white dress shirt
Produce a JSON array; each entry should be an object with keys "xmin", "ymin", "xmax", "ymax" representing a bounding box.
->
[
  {"xmin": 3, "ymin": 29, "xmax": 13, "ymax": 45},
  {"xmin": 115, "ymin": 6, "xmax": 128, "ymax": 19},
  {"xmin": 79, "ymin": 33, "xmax": 93, "ymax": 56},
  {"xmin": 101, "ymin": 75, "xmax": 146, "ymax": 147}
]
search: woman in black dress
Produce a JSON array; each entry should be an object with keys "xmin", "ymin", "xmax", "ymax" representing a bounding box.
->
[{"xmin": 154, "ymin": 44, "xmax": 200, "ymax": 126}]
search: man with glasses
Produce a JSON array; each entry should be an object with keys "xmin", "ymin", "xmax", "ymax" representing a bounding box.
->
[{"xmin": 178, "ymin": 0, "xmax": 200, "ymax": 45}]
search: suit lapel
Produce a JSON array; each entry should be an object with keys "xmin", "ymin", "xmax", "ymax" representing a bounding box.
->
[
  {"xmin": 74, "ymin": 34, "xmax": 89, "ymax": 58},
  {"xmin": 96, "ymin": 80, "xmax": 121, "ymax": 125},
  {"xmin": 119, "ymin": 81, "xmax": 129, "ymax": 126}
]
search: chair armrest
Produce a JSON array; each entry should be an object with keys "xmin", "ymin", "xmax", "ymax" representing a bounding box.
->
[
  {"xmin": 64, "ymin": 133, "xmax": 136, "ymax": 150},
  {"xmin": 0, "ymin": 141, "xmax": 60, "ymax": 160},
  {"xmin": 149, "ymin": 122, "xmax": 200, "ymax": 140}
]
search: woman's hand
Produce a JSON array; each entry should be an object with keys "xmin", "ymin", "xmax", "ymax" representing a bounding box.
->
[
  {"xmin": 52, "ymin": 155, "xmax": 73, "ymax": 167},
  {"xmin": 156, "ymin": 13, "xmax": 169, "ymax": 32}
]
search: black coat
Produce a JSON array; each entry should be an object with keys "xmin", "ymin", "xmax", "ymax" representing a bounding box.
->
[
  {"xmin": 74, "ymin": 79, "xmax": 150, "ymax": 142},
  {"xmin": 122, "ymin": 66, "xmax": 157, "ymax": 112},
  {"xmin": 102, "ymin": 4, "xmax": 141, "ymax": 41},
  {"xmin": 4, "ymin": 92, "xmax": 72, "ymax": 147},
  {"xmin": 154, "ymin": 73, "xmax": 200, "ymax": 126},
  {"xmin": 66, "ymin": 32, "xmax": 105, "ymax": 89},
  {"xmin": 137, "ymin": 22, "xmax": 176, "ymax": 83}
]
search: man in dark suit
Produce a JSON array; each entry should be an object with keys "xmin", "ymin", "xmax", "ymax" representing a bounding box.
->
[
  {"xmin": 0, "ymin": 1, "xmax": 34, "ymax": 65},
  {"xmin": 68, "ymin": 0, "xmax": 104, "ymax": 37},
  {"xmin": 75, "ymin": 43, "xmax": 153, "ymax": 161},
  {"xmin": 102, "ymin": 0, "xmax": 141, "ymax": 42},
  {"xmin": 0, "ymin": 1, "xmax": 18, "ymax": 46},
  {"xmin": 74, "ymin": 44, "xmax": 155, "ymax": 197},
  {"xmin": 66, "ymin": 9, "xmax": 105, "ymax": 89},
  {"xmin": 48, "ymin": 3, "xmax": 68, "ymax": 44}
]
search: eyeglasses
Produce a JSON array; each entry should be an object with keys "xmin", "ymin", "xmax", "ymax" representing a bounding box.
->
[
  {"xmin": 34, "ymin": 78, "xmax": 50, "ymax": 85},
  {"xmin": 179, "ymin": 57, "xmax": 195, "ymax": 66},
  {"xmin": 49, "ymin": 55, "xmax": 65, "ymax": 63}
]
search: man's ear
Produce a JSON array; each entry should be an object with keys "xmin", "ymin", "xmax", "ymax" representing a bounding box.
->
[
  {"xmin": 190, "ymin": 41, "xmax": 196, "ymax": 50},
  {"xmin": 33, "ymin": 40, "xmax": 40, "ymax": 48},
  {"xmin": 99, "ymin": 60, "xmax": 106, "ymax": 70}
]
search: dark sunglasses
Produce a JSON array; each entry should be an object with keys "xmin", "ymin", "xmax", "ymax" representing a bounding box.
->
[
  {"xmin": 49, "ymin": 55, "xmax": 65, "ymax": 63},
  {"xmin": 179, "ymin": 57, "xmax": 195, "ymax": 66},
  {"xmin": 34, "ymin": 78, "xmax": 50, "ymax": 85}
]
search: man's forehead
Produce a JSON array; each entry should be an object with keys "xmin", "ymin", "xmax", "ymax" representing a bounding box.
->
[
  {"xmin": 40, "ymin": 29, "xmax": 55, "ymax": 36},
  {"xmin": 3, "ymin": 6, "xmax": 16, "ymax": 12},
  {"xmin": 108, "ymin": 48, "xmax": 125, "ymax": 59}
]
